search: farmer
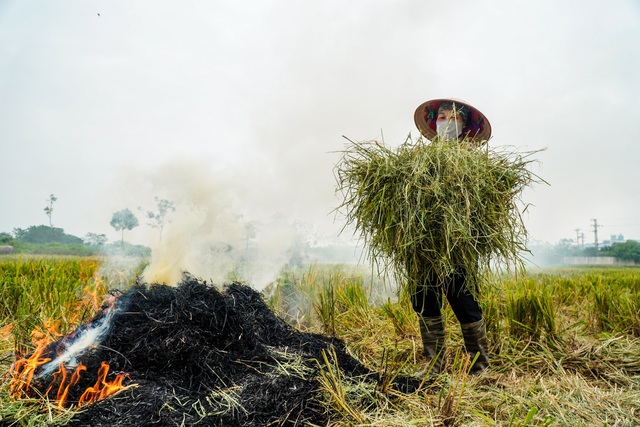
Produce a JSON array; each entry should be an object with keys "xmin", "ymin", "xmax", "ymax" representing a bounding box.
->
[{"xmin": 411, "ymin": 98, "xmax": 492, "ymax": 375}]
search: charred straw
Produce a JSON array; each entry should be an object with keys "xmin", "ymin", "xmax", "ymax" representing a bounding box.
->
[{"xmin": 53, "ymin": 275, "xmax": 405, "ymax": 427}]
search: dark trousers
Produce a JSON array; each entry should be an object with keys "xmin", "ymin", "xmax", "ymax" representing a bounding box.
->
[{"xmin": 411, "ymin": 269, "xmax": 483, "ymax": 324}]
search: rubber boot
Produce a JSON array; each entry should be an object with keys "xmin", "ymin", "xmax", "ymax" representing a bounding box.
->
[
  {"xmin": 460, "ymin": 318, "xmax": 490, "ymax": 374},
  {"xmin": 415, "ymin": 316, "xmax": 445, "ymax": 377}
]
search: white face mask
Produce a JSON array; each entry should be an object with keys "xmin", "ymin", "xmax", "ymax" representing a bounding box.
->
[{"xmin": 436, "ymin": 120, "xmax": 463, "ymax": 140}]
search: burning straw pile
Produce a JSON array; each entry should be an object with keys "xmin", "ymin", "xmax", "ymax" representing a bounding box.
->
[
  {"xmin": 335, "ymin": 135, "xmax": 542, "ymax": 293},
  {"xmin": 12, "ymin": 275, "xmax": 403, "ymax": 426}
]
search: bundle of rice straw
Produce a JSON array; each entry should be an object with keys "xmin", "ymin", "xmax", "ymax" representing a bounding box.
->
[{"xmin": 334, "ymin": 135, "xmax": 543, "ymax": 295}]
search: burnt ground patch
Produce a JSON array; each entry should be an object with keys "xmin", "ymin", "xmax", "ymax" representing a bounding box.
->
[{"xmin": 35, "ymin": 275, "xmax": 421, "ymax": 426}]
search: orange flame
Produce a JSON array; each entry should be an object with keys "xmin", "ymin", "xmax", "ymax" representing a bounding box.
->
[
  {"xmin": 84, "ymin": 275, "xmax": 107, "ymax": 312},
  {"xmin": 9, "ymin": 338, "xmax": 51, "ymax": 398},
  {"xmin": 8, "ymin": 286, "xmax": 131, "ymax": 408},
  {"xmin": 9, "ymin": 339, "xmax": 130, "ymax": 408},
  {"xmin": 78, "ymin": 362, "xmax": 127, "ymax": 405},
  {"xmin": 49, "ymin": 362, "xmax": 87, "ymax": 408}
]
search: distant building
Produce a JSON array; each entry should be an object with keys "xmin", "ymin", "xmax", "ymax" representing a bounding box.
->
[
  {"xmin": 600, "ymin": 233, "xmax": 625, "ymax": 248},
  {"xmin": 562, "ymin": 256, "xmax": 636, "ymax": 266}
]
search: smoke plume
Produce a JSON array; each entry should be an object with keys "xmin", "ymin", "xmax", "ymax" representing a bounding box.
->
[{"xmin": 113, "ymin": 157, "xmax": 312, "ymax": 288}]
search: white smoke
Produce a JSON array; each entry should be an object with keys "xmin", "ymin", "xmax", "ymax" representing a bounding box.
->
[
  {"xmin": 37, "ymin": 301, "xmax": 120, "ymax": 378},
  {"xmin": 113, "ymin": 157, "xmax": 316, "ymax": 289}
]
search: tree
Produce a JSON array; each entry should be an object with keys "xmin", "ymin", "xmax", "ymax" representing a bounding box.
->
[
  {"xmin": 605, "ymin": 240, "xmax": 640, "ymax": 264},
  {"xmin": 13, "ymin": 225, "xmax": 82, "ymax": 244},
  {"xmin": 139, "ymin": 197, "xmax": 175, "ymax": 242},
  {"xmin": 110, "ymin": 209, "xmax": 139, "ymax": 246},
  {"xmin": 44, "ymin": 194, "xmax": 57, "ymax": 238},
  {"xmin": 83, "ymin": 232, "xmax": 108, "ymax": 247},
  {"xmin": 0, "ymin": 232, "xmax": 15, "ymax": 246}
]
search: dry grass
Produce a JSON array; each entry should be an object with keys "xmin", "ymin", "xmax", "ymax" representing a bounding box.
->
[
  {"xmin": 334, "ymin": 135, "xmax": 544, "ymax": 295},
  {"xmin": 267, "ymin": 265, "xmax": 640, "ymax": 426}
]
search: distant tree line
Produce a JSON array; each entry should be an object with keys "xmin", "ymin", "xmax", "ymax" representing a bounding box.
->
[
  {"xmin": 0, "ymin": 194, "xmax": 177, "ymax": 257},
  {"xmin": 0, "ymin": 225, "xmax": 150, "ymax": 257},
  {"xmin": 530, "ymin": 240, "xmax": 640, "ymax": 266},
  {"xmin": 600, "ymin": 240, "xmax": 640, "ymax": 264},
  {"xmin": 13, "ymin": 225, "xmax": 83, "ymax": 245}
]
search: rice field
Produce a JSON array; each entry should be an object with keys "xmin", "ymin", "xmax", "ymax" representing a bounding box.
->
[{"xmin": 0, "ymin": 256, "xmax": 639, "ymax": 426}]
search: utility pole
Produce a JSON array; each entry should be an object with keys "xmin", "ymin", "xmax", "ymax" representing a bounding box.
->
[
  {"xmin": 591, "ymin": 219, "xmax": 602, "ymax": 250},
  {"xmin": 574, "ymin": 228, "xmax": 581, "ymax": 246}
]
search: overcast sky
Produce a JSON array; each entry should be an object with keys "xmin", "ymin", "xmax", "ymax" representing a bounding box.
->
[{"xmin": 2, "ymin": 0, "xmax": 640, "ymax": 251}]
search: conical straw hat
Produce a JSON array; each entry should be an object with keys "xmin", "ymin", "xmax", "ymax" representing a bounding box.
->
[{"xmin": 414, "ymin": 98, "xmax": 492, "ymax": 142}]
